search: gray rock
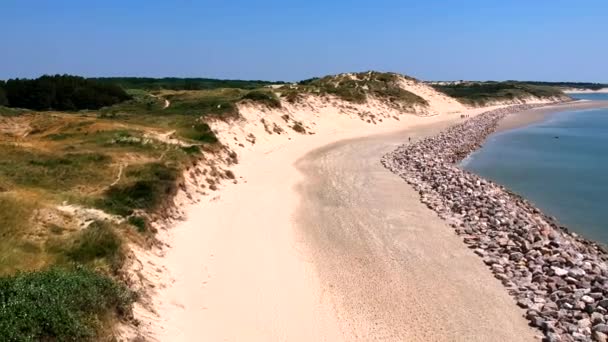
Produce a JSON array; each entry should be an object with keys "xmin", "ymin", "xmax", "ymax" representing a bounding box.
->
[
  {"xmin": 582, "ymin": 295, "xmax": 595, "ymax": 304},
  {"xmin": 552, "ymin": 266, "xmax": 569, "ymax": 277},
  {"xmin": 593, "ymin": 324, "xmax": 608, "ymax": 334}
]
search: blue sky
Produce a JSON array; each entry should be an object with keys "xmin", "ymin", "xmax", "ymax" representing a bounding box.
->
[{"xmin": 0, "ymin": 0, "xmax": 606, "ymax": 82}]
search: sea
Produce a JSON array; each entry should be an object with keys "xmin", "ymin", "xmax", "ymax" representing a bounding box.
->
[{"xmin": 462, "ymin": 93, "xmax": 608, "ymax": 243}]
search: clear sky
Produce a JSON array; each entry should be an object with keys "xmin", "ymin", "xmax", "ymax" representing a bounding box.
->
[{"xmin": 1, "ymin": 0, "xmax": 606, "ymax": 82}]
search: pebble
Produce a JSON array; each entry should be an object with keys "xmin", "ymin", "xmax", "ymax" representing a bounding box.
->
[{"xmin": 381, "ymin": 103, "xmax": 608, "ymax": 342}]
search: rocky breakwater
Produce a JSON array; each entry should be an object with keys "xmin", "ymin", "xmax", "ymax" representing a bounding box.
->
[{"xmin": 382, "ymin": 104, "xmax": 608, "ymax": 342}]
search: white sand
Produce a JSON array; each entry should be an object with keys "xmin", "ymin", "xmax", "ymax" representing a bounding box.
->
[{"xmin": 132, "ymin": 80, "xmax": 548, "ymax": 341}]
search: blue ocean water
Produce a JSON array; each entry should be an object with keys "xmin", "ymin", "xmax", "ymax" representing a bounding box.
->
[{"xmin": 463, "ymin": 93, "xmax": 608, "ymax": 242}]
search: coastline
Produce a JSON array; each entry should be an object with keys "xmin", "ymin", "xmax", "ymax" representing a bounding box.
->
[
  {"xmin": 563, "ymin": 88, "xmax": 608, "ymax": 94},
  {"xmin": 137, "ymin": 107, "xmax": 494, "ymax": 341},
  {"xmin": 382, "ymin": 102, "xmax": 608, "ymax": 341},
  {"xmin": 496, "ymin": 100, "xmax": 608, "ymax": 133},
  {"xmin": 132, "ymin": 85, "xmax": 597, "ymax": 340},
  {"xmin": 294, "ymin": 120, "xmax": 537, "ymax": 341}
]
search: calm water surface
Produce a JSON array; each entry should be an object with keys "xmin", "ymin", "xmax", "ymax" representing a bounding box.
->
[{"xmin": 463, "ymin": 93, "xmax": 608, "ymax": 242}]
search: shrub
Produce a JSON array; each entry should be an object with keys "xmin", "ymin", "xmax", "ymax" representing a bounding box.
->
[
  {"xmin": 240, "ymin": 90, "xmax": 281, "ymax": 108},
  {"xmin": 180, "ymin": 145, "xmax": 201, "ymax": 154},
  {"xmin": 432, "ymin": 82, "xmax": 566, "ymax": 106},
  {"xmin": 97, "ymin": 163, "xmax": 178, "ymax": 216},
  {"xmin": 0, "ymin": 267, "xmax": 133, "ymax": 341},
  {"xmin": 66, "ymin": 221, "xmax": 124, "ymax": 272},
  {"xmin": 190, "ymin": 122, "xmax": 219, "ymax": 143},
  {"xmin": 127, "ymin": 216, "xmax": 147, "ymax": 233}
]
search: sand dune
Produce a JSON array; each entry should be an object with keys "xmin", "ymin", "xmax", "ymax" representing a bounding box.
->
[{"xmin": 132, "ymin": 78, "xmax": 555, "ymax": 341}]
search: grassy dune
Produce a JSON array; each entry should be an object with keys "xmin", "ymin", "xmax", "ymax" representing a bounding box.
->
[
  {"xmin": 0, "ymin": 72, "xmax": 439, "ymax": 339},
  {"xmin": 431, "ymin": 81, "xmax": 566, "ymax": 106},
  {"xmin": 278, "ymin": 71, "xmax": 428, "ymax": 108},
  {"xmin": 0, "ymin": 77, "xmax": 294, "ymax": 339}
]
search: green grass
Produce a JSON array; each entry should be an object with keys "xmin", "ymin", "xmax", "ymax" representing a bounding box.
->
[
  {"xmin": 0, "ymin": 267, "xmax": 133, "ymax": 341},
  {"xmin": 0, "ymin": 195, "xmax": 44, "ymax": 275},
  {"xmin": 66, "ymin": 221, "xmax": 124, "ymax": 273},
  {"xmin": 432, "ymin": 82, "xmax": 567, "ymax": 106},
  {"xmin": 179, "ymin": 121, "xmax": 219, "ymax": 143},
  {"xmin": 127, "ymin": 216, "xmax": 148, "ymax": 233},
  {"xmin": 96, "ymin": 162, "xmax": 178, "ymax": 216},
  {"xmin": 240, "ymin": 89, "xmax": 281, "ymax": 108},
  {"xmin": 0, "ymin": 106, "xmax": 29, "ymax": 116},
  {"xmin": 0, "ymin": 145, "xmax": 113, "ymax": 192}
]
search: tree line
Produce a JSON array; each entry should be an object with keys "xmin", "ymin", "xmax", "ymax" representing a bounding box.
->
[
  {"xmin": 0, "ymin": 75, "xmax": 130, "ymax": 111},
  {"xmin": 91, "ymin": 77, "xmax": 283, "ymax": 91}
]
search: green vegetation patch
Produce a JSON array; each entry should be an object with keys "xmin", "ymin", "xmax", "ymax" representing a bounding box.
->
[
  {"xmin": 522, "ymin": 81, "xmax": 608, "ymax": 91},
  {"xmin": 280, "ymin": 71, "xmax": 427, "ymax": 107},
  {"xmin": 0, "ymin": 106, "xmax": 28, "ymax": 117},
  {"xmin": 241, "ymin": 89, "xmax": 281, "ymax": 108},
  {"xmin": 0, "ymin": 145, "xmax": 112, "ymax": 192},
  {"xmin": 0, "ymin": 267, "xmax": 133, "ymax": 341},
  {"xmin": 97, "ymin": 162, "xmax": 178, "ymax": 216},
  {"xmin": 127, "ymin": 216, "xmax": 148, "ymax": 233},
  {"xmin": 0, "ymin": 75, "xmax": 130, "ymax": 111},
  {"xmin": 91, "ymin": 77, "xmax": 283, "ymax": 91},
  {"xmin": 66, "ymin": 221, "xmax": 124, "ymax": 272},
  {"xmin": 432, "ymin": 82, "xmax": 566, "ymax": 106},
  {"xmin": 0, "ymin": 195, "xmax": 44, "ymax": 275}
]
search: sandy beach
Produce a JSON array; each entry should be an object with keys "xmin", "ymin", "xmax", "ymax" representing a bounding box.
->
[
  {"xmin": 138, "ymin": 101, "xmax": 542, "ymax": 341},
  {"xmin": 295, "ymin": 122, "xmax": 537, "ymax": 341},
  {"xmin": 136, "ymin": 81, "xmax": 585, "ymax": 341}
]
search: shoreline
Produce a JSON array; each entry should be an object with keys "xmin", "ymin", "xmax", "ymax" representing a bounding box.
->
[
  {"xmin": 294, "ymin": 118, "xmax": 537, "ymax": 341},
  {"xmin": 496, "ymin": 100, "xmax": 608, "ymax": 133},
  {"xmin": 138, "ymin": 106, "xmax": 498, "ymax": 341},
  {"xmin": 133, "ymin": 94, "xmax": 591, "ymax": 340},
  {"xmin": 563, "ymin": 88, "xmax": 608, "ymax": 94},
  {"xmin": 382, "ymin": 102, "xmax": 608, "ymax": 341}
]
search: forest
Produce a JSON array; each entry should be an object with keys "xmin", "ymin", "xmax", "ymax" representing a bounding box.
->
[
  {"xmin": 91, "ymin": 77, "xmax": 283, "ymax": 90},
  {"xmin": 0, "ymin": 75, "xmax": 130, "ymax": 111}
]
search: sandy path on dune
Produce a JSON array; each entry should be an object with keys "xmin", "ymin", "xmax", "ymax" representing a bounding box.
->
[{"xmin": 144, "ymin": 106, "xmax": 540, "ymax": 341}]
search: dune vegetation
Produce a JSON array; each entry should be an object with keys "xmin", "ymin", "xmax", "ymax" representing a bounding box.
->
[
  {"xmin": 91, "ymin": 77, "xmax": 284, "ymax": 91},
  {"xmin": 278, "ymin": 71, "xmax": 429, "ymax": 109},
  {"xmin": 0, "ymin": 75, "xmax": 278, "ymax": 339},
  {"xmin": 0, "ymin": 72, "xmax": 570, "ymax": 339},
  {"xmin": 431, "ymin": 81, "xmax": 566, "ymax": 106}
]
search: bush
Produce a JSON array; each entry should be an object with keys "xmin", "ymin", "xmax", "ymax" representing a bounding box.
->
[
  {"xmin": 432, "ymin": 82, "xmax": 565, "ymax": 106},
  {"xmin": 67, "ymin": 221, "xmax": 124, "ymax": 272},
  {"xmin": 180, "ymin": 145, "xmax": 201, "ymax": 154},
  {"xmin": 97, "ymin": 163, "xmax": 178, "ymax": 216},
  {"xmin": 127, "ymin": 216, "xmax": 147, "ymax": 233},
  {"xmin": 240, "ymin": 90, "xmax": 281, "ymax": 108},
  {"xmin": 0, "ymin": 267, "xmax": 133, "ymax": 341},
  {"xmin": 190, "ymin": 122, "xmax": 218, "ymax": 143}
]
